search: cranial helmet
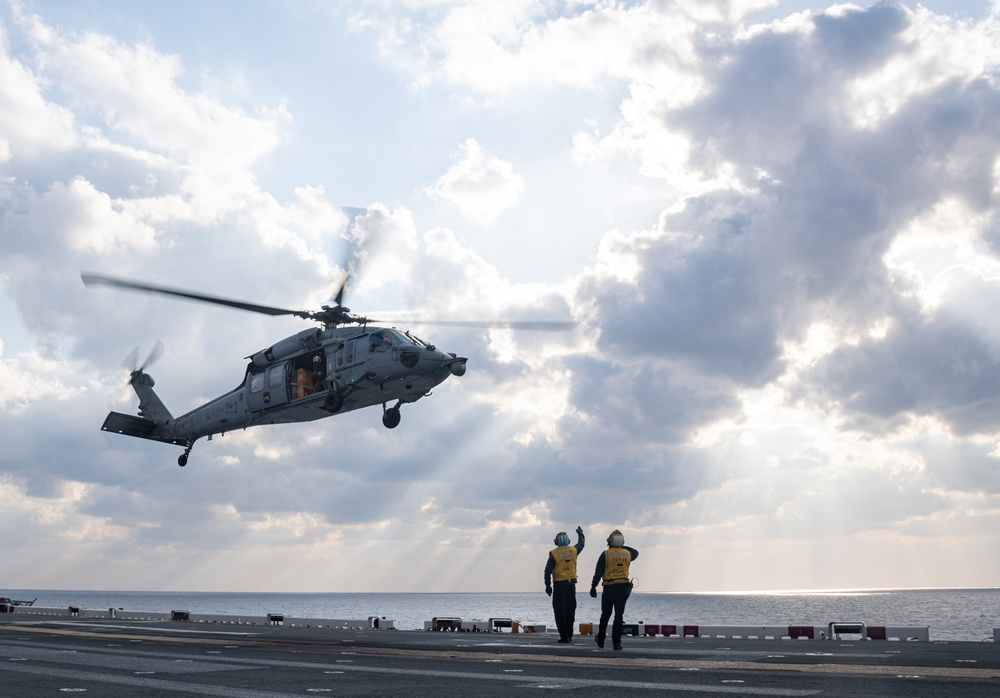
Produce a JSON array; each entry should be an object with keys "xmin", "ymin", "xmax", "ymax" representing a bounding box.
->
[
  {"xmin": 554, "ymin": 531, "xmax": 570, "ymax": 546},
  {"xmin": 607, "ymin": 529, "xmax": 624, "ymax": 547}
]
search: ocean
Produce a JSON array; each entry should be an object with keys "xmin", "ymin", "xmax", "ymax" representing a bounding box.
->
[{"xmin": 4, "ymin": 588, "xmax": 998, "ymax": 642}]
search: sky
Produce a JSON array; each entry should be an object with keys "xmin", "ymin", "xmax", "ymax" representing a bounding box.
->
[{"xmin": 2, "ymin": 0, "xmax": 999, "ymax": 595}]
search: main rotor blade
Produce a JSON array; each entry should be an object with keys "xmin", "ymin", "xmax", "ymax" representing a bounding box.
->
[
  {"xmin": 82, "ymin": 273, "xmax": 304, "ymax": 318},
  {"xmin": 330, "ymin": 206, "xmax": 372, "ymax": 308},
  {"xmin": 372, "ymin": 319, "xmax": 578, "ymax": 331},
  {"xmin": 333, "ymin": 271, "xmax": 349, "ymax": 308}
]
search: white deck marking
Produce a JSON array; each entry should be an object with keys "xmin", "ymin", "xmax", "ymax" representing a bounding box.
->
[{"xmin": 1, "ymin": 638, "xmax": 818, "ymax": 696}]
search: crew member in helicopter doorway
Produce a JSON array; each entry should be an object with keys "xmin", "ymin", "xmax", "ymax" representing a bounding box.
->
[
  {"xmin": 590, "ymin": 529, "xmax": 639, "ymax": 650},
  {"xmin": 544, "ymin": 526, "xmax": 585, "ymax": 643}
]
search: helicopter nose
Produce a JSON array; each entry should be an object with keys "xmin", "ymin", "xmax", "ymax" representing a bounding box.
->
[
  {"xmin": 398, "ymin": 346, "xmax": 464, "ymax": 378},
  {"xmin": 448, "ymin": 356, "xmax": 467, "ymax": 376},
  {"xmin": 417, "ymin": 349, "xmax": 448, "ymax": 374}
]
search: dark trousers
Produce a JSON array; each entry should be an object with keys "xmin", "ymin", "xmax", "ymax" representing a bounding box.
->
[
  {"xmin": 551, "ymin": 581, "xmax": 577, "ymax": 640},
  {"xmin": 597, "ymin": 582, "xmax": 632, "ymax": 645}
]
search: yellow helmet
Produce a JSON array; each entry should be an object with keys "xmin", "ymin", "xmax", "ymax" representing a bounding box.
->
[
  {"xmin": 607, "ymin": 529, "xmax": 624, "ymax": 547},
  {"xmin": 553, "ymin": 531, "xmax": 570, "ymax": 546}
]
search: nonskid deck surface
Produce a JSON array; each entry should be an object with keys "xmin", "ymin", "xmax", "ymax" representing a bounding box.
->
[{"xmin": 1, "ymin": 616, "xmax": 997, "ymax": 697}]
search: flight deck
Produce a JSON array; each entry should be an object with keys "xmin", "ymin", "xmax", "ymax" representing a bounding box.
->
[{"xmin": 2, "ymin": 612, "xmax": 998, "ymax": 697}]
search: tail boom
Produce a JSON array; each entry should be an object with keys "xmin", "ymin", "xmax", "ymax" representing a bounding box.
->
[{"xmin": 100, "ymin": 412, "xmax": 188, "ymax": 446}]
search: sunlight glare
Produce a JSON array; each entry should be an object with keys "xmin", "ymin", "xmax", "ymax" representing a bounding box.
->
[{"xmin": 884, "ymin": 199, "xmax": 997, "ymax": 311}]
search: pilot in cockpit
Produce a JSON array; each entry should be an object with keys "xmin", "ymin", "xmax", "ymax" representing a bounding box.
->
[{"xmin": 369, "ymin": 331, "xmax": 393, "ymax": 353}]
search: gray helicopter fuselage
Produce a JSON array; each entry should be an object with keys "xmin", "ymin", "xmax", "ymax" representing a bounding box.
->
[
  {"xmin": 83, "ymin": 269, "xmax": 563, "ymax": 467},
  {"xmin": 101, "ymin": 326, "xmax": 467, "ymax": 454}
]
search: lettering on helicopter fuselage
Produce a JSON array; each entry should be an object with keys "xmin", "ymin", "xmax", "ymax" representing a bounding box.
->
[{"xmin": 204, "ymin": 406, "xmax": 227, "ymax": 422}]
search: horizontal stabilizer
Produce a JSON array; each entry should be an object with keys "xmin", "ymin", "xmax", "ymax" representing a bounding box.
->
[{"xmin": 101, "ymin": 412, "xmax": 187, "ymax": 446}]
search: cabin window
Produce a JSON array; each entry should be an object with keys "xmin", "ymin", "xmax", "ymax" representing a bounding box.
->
[
  {"xmin": 249, "ymin": 371, "xmax": 265, "ymax": 393},
  {"xmin": 268, "ymin": 364, "xmax": 284, "ymax": 388},
  {"xmin": 346, "ymin": 339, "xmax": 355, "ymax": 365}
]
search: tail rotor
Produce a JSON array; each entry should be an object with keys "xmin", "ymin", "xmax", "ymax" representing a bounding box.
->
[
  {"xmin": 109, "ymin": 340, "xmax": 164, "ymax": 407},
  {"xmin": 137, "ymin": 340, "xmax": 164, "ymax": 375}
]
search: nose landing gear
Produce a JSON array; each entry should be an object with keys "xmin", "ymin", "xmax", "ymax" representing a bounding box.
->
[{"xmin": 382, "ymin": 402, "xmax": 402, "ymax": 429}]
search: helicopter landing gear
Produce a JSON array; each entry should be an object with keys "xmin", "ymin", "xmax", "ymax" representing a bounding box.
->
[
  {"xmin": 382, "ymin": 404, "xmax": 401, "ymax": 429},
  {"xmin": 324, "ymin": 389, "xmax": 344, "ymax": 413},
  {"xmin": 178, "ymin": 442, "xmax": 193, "ymax": 467}
]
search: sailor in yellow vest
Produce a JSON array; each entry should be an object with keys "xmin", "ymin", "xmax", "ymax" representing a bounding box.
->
[
  {"xmin": 544, "ymin": 526, "xmax": 585, "ymax": 643},
  {"xmin": 589, "ymin": 529, "xmax": 639, "ymax": 650}
]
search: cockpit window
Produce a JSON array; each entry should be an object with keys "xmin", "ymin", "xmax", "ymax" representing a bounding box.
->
[
  {"xmin": 387, "ymin": 329, "xmax": 417, "ymax": 345},
  {"xmin": 403, "ymin": 331, "xmax": 430, "ymax": 347},
  {"xmin": 369, "ymin": 329, "xmax": 418, "ymax": 352},
  {"xmin": 369, "ymin": 330, "xmax": 392, "ymax": 352}
]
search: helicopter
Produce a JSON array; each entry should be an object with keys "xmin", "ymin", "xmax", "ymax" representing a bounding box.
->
[{"xmin": 82, "ymin": 271, "xmax": 575, "ymax": 467}]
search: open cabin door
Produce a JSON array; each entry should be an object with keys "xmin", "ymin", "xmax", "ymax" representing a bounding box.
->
[{"xmin": 290, "ymin": 349, "xmax": 328, "ymax": 399}]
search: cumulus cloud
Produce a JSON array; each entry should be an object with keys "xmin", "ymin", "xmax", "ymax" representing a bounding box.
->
[
  {"xmin": 799, "ymin": 304, "xmax": 1000, "ymax": 436},
  {"xmin": 3, "ymin": 2, "xmax": 1000, "ymax": 593},
  {"xmin": 423, "ymin": 138, "xmax": 524, "ymax": 225},
  {"xmin": 0, "ymin": 22, "xmax": 75, "ymax": 159},
  {"xmin": 571, "ymin": 3, "xmax": 1000, "ymax": 437},
  {"xmin": 14, "ymin": 7, "xmax": 290, "ymax": 170}
]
